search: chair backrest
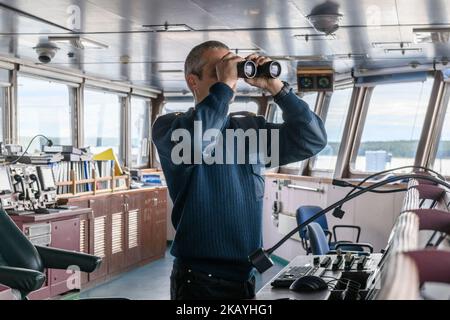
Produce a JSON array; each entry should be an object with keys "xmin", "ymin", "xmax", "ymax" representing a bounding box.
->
[
  {"xmin": 296, "ymin": 206, "xmax": 329, "ymax": 240},
  {"xmin": 307, "ymin": 222, "xmax": 330, "ymax": 255},
  {"xmin": 0, "ymin": 210, "xmax": 44, "ymax": 272}
]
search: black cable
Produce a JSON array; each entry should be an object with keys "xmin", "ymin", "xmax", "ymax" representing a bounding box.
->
[
  {"xmin": 332, "ymin": 165, "xmax": 445, "ymax": 216},
  {"xmin": 265, "ymin": 174, "xmax": 450, "ymax": 256},
  {"xmin": 6, "ymin": 135, "xmax": 53, "ymax": 165},
  {"xmin": 340, "ymin": 165, "xmax": 445, "ymax": 199}
]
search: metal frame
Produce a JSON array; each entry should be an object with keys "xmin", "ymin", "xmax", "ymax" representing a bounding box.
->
[
  {"xmin": 425, "ymin": 81, "xmax": 450, "ymax": 177},
  {"xmin": 347, "ymin": 72, "xmax": 441, "ymax": 177},
  {"xmin": 129, "ymin": 95, "xmax": 153, "ymax": 169},
  {"xmin": 307, "ymin": 87, "xmax": 357, "ymax": 178},
  {"xmin": 0, "ymin": 54, "xmax": 161, "ymax": 170},
  {"xmin": 337, "ymin": 86, "xmax": 372, "ymax": 178}
]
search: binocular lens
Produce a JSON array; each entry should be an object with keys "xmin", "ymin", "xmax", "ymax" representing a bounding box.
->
[
  {"xmin": 237, "ymin": 61, "xmax": 257, "ymax": 78},
  {"xmin": 237, "ymin": 60, "xmax": 282, "ymax": 79},
  {"xmin": 268, "ymin": 62, "xmax": 282, "ymax": 78}
]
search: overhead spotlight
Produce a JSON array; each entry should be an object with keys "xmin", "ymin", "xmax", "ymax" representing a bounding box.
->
[
  {"xmin": 33, "ymin": 41, "xmax": 59, "ymax": 64},
  {"xmin": 307, "ymin": 1, "xmax": 343, "ymax": 35}
]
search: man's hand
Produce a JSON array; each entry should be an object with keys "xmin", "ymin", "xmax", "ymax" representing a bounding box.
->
[
  {"xmin": 216, "ymin": 52, "xmax": 244, "ymax": 91},
  {"xmin": 244, "ymin": 54, "xmax": 284, "ymax": 96}
]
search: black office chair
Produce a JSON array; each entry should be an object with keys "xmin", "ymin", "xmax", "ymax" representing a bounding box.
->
[
  {"xmin": 307, "ymin": 222, "xmax": 374, "ymax": 255},
  {"xmin": 0, "ymin": 209, "xmax": 102, "ymax": 300}
]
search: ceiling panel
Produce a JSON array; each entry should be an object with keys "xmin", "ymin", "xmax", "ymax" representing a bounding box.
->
[
  {"xmin": 190, "ymin": 0, "xmax": 309, "ymax": 29},
  {"xmin": 0, "ymin": 0, "xmax": 449, "ymax": 93},
  {"xmin": 396, "ymin": 0, "xmax": 450, "ymax": 25}
]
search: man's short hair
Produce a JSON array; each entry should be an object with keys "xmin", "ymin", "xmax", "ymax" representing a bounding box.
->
[{"xmin": 184, "ymin": 41, "xmax": 229, "ymax": 79}]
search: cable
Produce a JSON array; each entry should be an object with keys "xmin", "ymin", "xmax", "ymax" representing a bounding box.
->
[
  {"xmin": 249, "ymin": 173, "xmax": 450, "ymax": 273},
  {"xmin": 331, "ymin": 165, "xmax": 445, "ymax": 218},
  {"xmin": 5, "ymin": 135, "xmax": 53, "ymax": 165}
]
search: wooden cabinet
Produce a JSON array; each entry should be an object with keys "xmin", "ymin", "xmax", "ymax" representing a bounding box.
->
[
  {"xmin": 49, "ymin": 218, "xmax": 80, "ymax": 297},
  {"xmin": 63, "ymin": 188, "xmax": 168, "ymax": 287},
  {"xmin": 109, "ymin": 194, "xmax": 126, "ymax": 274},
  {"xmin": 124, "ymin": 194, "xmax": 142, "ymax": 266},
  {"xmin": 88, "ymin": 197, "xmax": 110, "ymax": 281},
  {"xmin": 140, "ymin": 189, "xmax": 167, "ymax": 260}
]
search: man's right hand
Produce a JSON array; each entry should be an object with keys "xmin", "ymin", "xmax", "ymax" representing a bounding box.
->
[{"xmin": 216, "ymin": 52, "xmax": 244, "ymax": 91}]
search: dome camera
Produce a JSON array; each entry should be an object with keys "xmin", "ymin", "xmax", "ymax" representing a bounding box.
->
[
  {"xmin": 307, "ymin": 1, "xmax": 343, "ymax": 35},
  {"xmin": 33, "ymin": 42, "xmax": 60, "ymax": 64},
  {"xmin": 307, "ymin": 14, "xmax": 343, "ymax": 35}
]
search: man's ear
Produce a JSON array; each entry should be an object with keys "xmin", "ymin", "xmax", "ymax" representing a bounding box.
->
[{"xmin": 186, "ymin": 74, "xmax": 199, "ymax": 91}]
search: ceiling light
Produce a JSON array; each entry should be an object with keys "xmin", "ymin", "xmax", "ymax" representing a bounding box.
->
[
  {"xmin": 293, "ymin": 34, "xmax": 336, "ymax": 41},
  {"xmin": 269, "ymin": 55, "xmax": 326, "ymax": 61},
  {"xmin": 142, "ymin": 23, "xmax": 193, "ymax": 32},
  {"xmin": 230, "ymin": 48, "xmax": 263, "ymax": 55},
  {"xmin": 384, "ymin": 48, "xmax": 422, "ymax": 54},
  {"xmin": 372, "ymin": 42, "xmax": 412, "ymax": 48},
  {"xmin": 49, "ymin": 36, "xmax": 109, "ymax": 49},
  {"xmin": 413, "ymin": 28, "xmax": 450, "ymax": 44},
  {"xmin": 332, "ymin": 53, "xmax": 368, "ymax": 60}
]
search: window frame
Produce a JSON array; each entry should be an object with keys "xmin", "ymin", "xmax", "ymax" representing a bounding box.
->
[
  {"xmin": 83, "ymin": 86, "xmax": 127, "ymax": 164},
  {"xmin": 426, "ymin": 81, "xmax": 450, "ymax": 178},
  {"xmin": 0, "ymin": 69, "xmax": 11, "ymax": 144},
  {"xmin": 16, "ymin": 73, "xmax": 78, "ymax": 151},
  {"xmin": 129, "ymin": 95, "xmax": 152, "ymax": 169},
  {"xmin": 306, "ymin": 88, "xmax": 356, "ymax": 177},
  {"xmin": 348, "ymin": 74, "xmax": 438, "ymax": 177}
]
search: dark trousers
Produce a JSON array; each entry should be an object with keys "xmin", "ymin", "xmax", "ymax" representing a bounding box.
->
[{"xmin": 170, "ymin": 263, "xmax": 256, "ymax": 300}]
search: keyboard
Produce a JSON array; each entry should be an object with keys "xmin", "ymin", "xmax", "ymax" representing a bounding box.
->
[{"xmin": 271, "ymin": 265, "xmax": 325, "ymax": 288}]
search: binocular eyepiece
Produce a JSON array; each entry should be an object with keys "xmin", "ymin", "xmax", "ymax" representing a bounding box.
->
[{"xmin": 237, "ymin": 60, "xmax": 282, "ymax": 79}]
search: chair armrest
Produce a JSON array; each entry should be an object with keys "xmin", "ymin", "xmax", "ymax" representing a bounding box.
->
[
  {"xmin": 333, "ymin": 225, "xmax": 362, "ymax": 242},
  {"xmin": 335, "ymin": 242, "xmax": 374, "ymax": 253},
  {"xmin": 324, "ymin": 230, "xmax": 333, "ymax": 243},
  {"xmin": 0, "ymin": 266, "xmax": 46, "ymax": 295},
  {"xmin": 35, "ymin": 246, "xmax": 102, "ymax": 273}
]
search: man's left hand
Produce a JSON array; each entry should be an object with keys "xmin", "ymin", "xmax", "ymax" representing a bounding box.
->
[{"xmin": 244, "ymin": 54, "xmax": 284, "ymax": 96}]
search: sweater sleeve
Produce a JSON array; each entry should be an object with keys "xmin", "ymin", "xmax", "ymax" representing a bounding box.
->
[{"xmin": 259, "ymin": 89, "xmax": 327, "ymax": 167}]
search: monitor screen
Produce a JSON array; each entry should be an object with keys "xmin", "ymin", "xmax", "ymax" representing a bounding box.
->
[
  {"xmin": 0, "ymin": 166, "xmax": 12, "ymax": 193},
  {"xmin": 38, "ymin": 166, "xmax": 56, "ymax": 191}
]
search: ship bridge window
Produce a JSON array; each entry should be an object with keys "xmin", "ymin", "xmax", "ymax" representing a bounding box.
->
[
  {"xmin": 17, "ymin": 76, "xmax": 73, "ymax": 153},
  {"xmin": 130, "ymin": 97, "xmax": 151, "ymax": 168},
  {"xmin": 351, "ymin": 79, "xmax": 433, "ymax": 173},
  {"xmin": 311, "ymin": 88, "xmax": 353, "ymax": 172},
  {"xmin": 433, "ymin": 94, "xmax": 450, "ymax": 176},
  {"xmin": 84, "ymin": 89, "xmax": 123, "ymax": 160},
  {"xmin": 0, "ymin": 68, "xmax": 8, "ymax": 142}
]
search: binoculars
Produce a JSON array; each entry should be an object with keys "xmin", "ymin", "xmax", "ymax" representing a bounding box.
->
[{"xmin": 237, "ymin": 60, "xmax": 282, "ymax": 79}]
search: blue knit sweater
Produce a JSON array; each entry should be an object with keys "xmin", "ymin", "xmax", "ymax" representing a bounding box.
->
[{"xmin": 152, "ymin": 82, "xmax": 327, "ymax": 281}]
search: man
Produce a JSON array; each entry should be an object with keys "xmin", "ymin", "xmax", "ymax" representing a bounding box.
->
[{"xmin": 152, "ymin": 41, "xmax": 327, "ymax": 300}]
